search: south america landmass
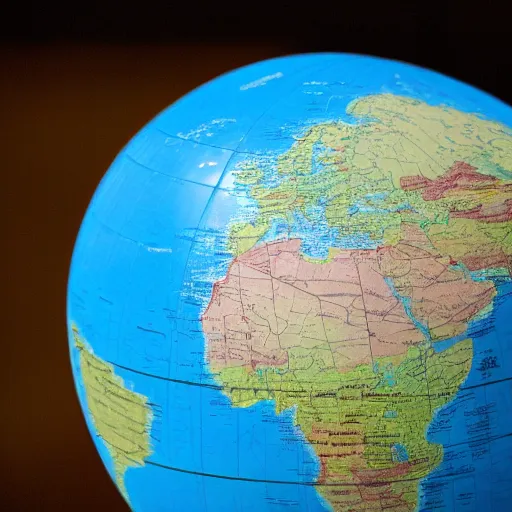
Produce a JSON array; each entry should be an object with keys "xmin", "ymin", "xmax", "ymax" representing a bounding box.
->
[
  {"xmin": 202, "ymin": 93, "xmax": 511, "ymax": 510},
  {"xmin": 71, "ymin": 325, "xmax": 153, "ymax": 505}
]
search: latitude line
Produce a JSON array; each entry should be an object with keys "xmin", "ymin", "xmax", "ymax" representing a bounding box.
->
[
  {"xmin": 108, "ymin": 360, "xmax": 512, "ymax": 396},
  {"xmin": 144, "ymin": 459, "xmax": 420, "ymax": 486},
  {"xmin": 144, "ymin": 431, "xmax": 512, "ymax": 486}
]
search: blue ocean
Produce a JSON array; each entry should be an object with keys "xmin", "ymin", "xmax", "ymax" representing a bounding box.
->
[
  {"xmin": 67, "ymin": 53, "xmax": 512, "ymax": 511},
  {"xmin": 419, "ymin": 280, "xmax": 512, "ymax": 512}
]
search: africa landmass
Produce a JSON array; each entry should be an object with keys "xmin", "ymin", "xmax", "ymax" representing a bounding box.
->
[
  {"xmin": 203, "ymin": 93, "xmax": 512, "ymax": 511},
  {"xmin": 72, "ymin": 325, "xmax": 153, "ymax": 504}
]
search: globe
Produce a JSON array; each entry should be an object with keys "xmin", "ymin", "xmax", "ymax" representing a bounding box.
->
[{"xmin": 67, "ymin": 53, "xmax": 512, "ymax": 512}]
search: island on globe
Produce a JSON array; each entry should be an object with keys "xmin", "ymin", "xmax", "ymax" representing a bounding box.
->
[{"xmin": 67, "ymin": 53, "xmax": 512, "ymax": 512}]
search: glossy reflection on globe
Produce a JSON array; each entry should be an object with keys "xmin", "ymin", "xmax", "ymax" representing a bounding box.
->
[{"xmin": 67, "ymin": 54, "xmax": 512, "ymax": 511}]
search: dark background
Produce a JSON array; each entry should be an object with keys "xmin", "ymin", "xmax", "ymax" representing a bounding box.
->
[{"xmin": 3, "ymin": 2, "xmax": 510, "ymax": 510}]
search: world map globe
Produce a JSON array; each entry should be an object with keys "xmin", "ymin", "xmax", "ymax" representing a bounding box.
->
[{"xmin": 67, "ymin": 53, "xmax": 512, "ymax": 512}]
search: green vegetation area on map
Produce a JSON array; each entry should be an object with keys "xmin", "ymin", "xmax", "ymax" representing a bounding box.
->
[{"xmin": 72, "ymin": 325, "xmax": 153, "ymax": 504}]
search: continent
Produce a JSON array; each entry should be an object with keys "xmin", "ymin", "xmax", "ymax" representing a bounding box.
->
[
  {"xmin": 203, "ymin": 236, "xmax": 494, "ymax": 373},
  {"xmin": 346, "ymin": 94, "xmax": 511, "ymax": 181},
  {"xmin": 377, "ymin": 223, "xmax": 497, "ymax": 340},
  {"xmin": 227, "ymin": 94, "xmax": 512, "ymax": 276},
  {"xmin": 399, "ymin": 161, "xmax": 512, "ymax": 273},
  {"xmin": 215, "ymin": 330, "xmax": 473, "ymax": 511},
  {"xmin": 313, "ymin": 339, "xmax": 473, "ymax": 510},
  {"xmin": 72, "ymin": 325, "xmax": 153, "ymax": 504},
  {"xmin": 203, "ymin": 239, "xmax": 424, "ymax": 375},
  {"xmin": 400, "ymin": 161, "xmax": 512, "ymax": 213},
  {"xmin": 203, "ymin": 234, "xmax": 493, "ymax": 510}
]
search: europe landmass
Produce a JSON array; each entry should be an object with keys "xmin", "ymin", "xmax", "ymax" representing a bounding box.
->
[
  {"xmin": 203, "ymin": 94, "xmax": 511, "ymax": 510},
  {"xmin": 227, "ymin": 94, "xmax": 511, "ymax": 274},
  {"xmin": 72, "ymin": 325, "xmax": 153, "ymax": 505}
]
